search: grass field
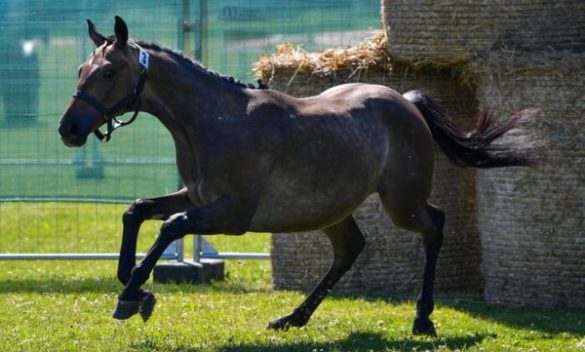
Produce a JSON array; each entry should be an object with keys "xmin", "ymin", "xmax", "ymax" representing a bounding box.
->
[
  {"xmin": 0, "ymin": 4, "xmax": 583, "ymax": 350},
  {"xmin": 1, "ymin": 203, "xmax": 584, "ymax": 351}
]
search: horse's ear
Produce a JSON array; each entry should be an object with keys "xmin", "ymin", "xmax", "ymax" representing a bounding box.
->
[
  {"xmin": 87, "ymin": 19, "xmax": 106, "ymax": 47},
  {"xmin": 114, "ymin": 16, "xmax": 128, "ymax": 48}
]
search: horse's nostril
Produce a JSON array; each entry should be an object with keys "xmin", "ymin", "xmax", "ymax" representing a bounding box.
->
[{"xmin": 70, "ymin": 123, "xmax": 79, "ymax": 136}]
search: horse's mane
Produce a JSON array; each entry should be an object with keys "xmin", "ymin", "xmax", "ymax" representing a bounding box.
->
[{"xmin": 131, "ymin": 39, "xmax": 268, "ymax": 90}]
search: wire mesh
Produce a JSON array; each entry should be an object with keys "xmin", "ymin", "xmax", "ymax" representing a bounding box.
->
[{"xmin": 0, "ymin": 0, "xmax": 380, "ymax": 257}]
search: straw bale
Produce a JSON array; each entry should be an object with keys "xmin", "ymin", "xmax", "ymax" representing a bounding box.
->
[
  {"xmin": 272, "ymin": 184, "xmax": 483, "ymax": 293},
  {"xmin": 261, "ymin": 36, "xmax": 483, "ymax": 294},
  {"xmin": 254, "ymin": 31, "xmax": 392, "ymax": 93},
  {"xmin": 475, "ymin": 52, "xmax": 585, "ymax": 308},
  {"xmin": 259, "ymin": 8, "xmax": 585, "ymax": 306},
  {"xmin": 381, "ymin": 0, "xmax": 585, "ymax": 62}
]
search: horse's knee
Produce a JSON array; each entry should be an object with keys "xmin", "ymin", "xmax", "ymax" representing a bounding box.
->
[
  {"xmin": 123, "ymin": 198, "xmax": 151, "ymax": 226},
  {"xmin": 160, "ymin": 212, "xmax": 189, "ymax": 241},
  {"xmin": 123, "ymin": 198, "xmax": 145, "ymax": 225}
]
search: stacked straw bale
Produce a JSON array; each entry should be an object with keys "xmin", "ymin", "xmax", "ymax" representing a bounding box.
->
[
  {"xmin": 382, "ymin": 0, "xmax": 585, "ymax": 62},
  {"xmin": 473, "ymin": 52, "xmax": 585, "ymax": 308},
  {"xmin": 381, "ymin": 0, "xmax": 585, "ymax": 307},
  {"xmin": 256, "ymin": 33, "xmax": 483, "ymax": 293},
  {"xmin": 258, "ymin": 1, "xmax": 584, "ymax": 307},
  {"xmin": 254, "ymin": 32, "xmax": 393, "ymax": 96}
]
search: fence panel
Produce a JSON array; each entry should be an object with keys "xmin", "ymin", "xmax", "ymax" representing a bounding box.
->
[{"xmin": 0, "ymin": 0, "xmax": 380, "ymax": 260}]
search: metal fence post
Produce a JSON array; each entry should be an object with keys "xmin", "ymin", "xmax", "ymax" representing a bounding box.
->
[{"xmin": 193, "ymin": 235, "xmax": 202, "ymax": 263}]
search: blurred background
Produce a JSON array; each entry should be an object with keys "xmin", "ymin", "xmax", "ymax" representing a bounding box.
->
[
  {"xmin": 0, "ymin": 0, "xmax": 380, "ymax": 201},
  {"xmin": 0, "ymin": 0, "xmax": 379, "ymax": 256}
]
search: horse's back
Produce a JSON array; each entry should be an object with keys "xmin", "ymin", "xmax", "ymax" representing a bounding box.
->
[{"xmin": 247, "ymin": 83, "xmax": 435, "ymax": 232}]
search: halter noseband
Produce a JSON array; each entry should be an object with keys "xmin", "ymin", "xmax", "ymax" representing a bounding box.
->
[{"xmin": 73, "ymin": 46, "xmax": 150, "ymax": 142}]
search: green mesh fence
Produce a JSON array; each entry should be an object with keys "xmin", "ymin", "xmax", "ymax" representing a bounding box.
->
[{"xmin": 0, "ymin": 0, "xmax": 380, "ymax": 202}]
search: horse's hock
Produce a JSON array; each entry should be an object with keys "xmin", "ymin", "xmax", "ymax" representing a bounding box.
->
[{"xmin": 256, "ymin": 0, "xmax": 585, "ymax": 307}]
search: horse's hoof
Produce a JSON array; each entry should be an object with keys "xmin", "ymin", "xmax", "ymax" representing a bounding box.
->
[
  {"xmin": 266, "ymin": 313, "xmax": 306, "ymax": 331},
  {"xmin": 412, "ymin": 317, "xmax": 437, "ymax": 337},
  {"xmin": 139, "ymin": 292, "xmax": 156, "ymax": 322},
  {"xmin": 113, "ymin": 299, "xmax": 140, "ymax": 320},
  {"xmin": 267, "ymin": 317, "xmax": 291, "ymax": 331}
]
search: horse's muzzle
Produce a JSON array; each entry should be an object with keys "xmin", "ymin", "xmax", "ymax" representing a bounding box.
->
[
  {"xmin": 58, "ymin": 119, "xmax": 88, "ymax": 147},
  {"xmin": 59, "ymin": 99, "xmax": 104, "ymax": 147}
]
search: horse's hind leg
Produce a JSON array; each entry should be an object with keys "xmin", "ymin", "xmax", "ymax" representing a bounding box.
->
[
  {"xmin": 413, "ymin": 203, "xmax": 444, "ymax": 336},
  {"xmin": 267, "ymin": 215, "xmax": 366, "ymax": 330},
  {"xmin": 381, "ymin": 196, "xmax": 444, "ymax": 336}
]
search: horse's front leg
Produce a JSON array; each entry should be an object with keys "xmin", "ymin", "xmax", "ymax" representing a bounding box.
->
[
  {"xmin": 113, "ymin": 193, "xmax": 254, "ymax": 321},
  {"xmin": 117, "ymin": 188, "xmax": 194, "ymax": 286}
]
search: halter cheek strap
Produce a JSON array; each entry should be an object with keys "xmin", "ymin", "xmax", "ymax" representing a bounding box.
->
[{"xmin": 73, "ymin": 46, "xmax": 150, "ymax": 142}]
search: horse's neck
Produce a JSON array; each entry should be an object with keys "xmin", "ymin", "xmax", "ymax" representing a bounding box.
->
[
  {"xmin": 141, "ymin": 52, "xmax": 249, "ymax": 183},
  {"xmin": 143, "ymin": 53, "xmax": 248, "ymax": 139},
  {"xmin": 142, "ymin": 53, "xmax": 248, "ymax": 131}
]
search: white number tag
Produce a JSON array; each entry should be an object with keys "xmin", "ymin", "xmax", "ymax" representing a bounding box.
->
[{"xmin": 139, "ymin": 48, "xmax": 149, "ymax": 69}]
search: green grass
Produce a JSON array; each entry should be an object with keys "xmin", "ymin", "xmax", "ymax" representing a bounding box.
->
[
  {"xmin": 0, "ymin": 203, "xmax": 584, "ymax": 351},
  {"xmin": 2, "ymin": 4, "xmax": 584, "ymax": 350}
]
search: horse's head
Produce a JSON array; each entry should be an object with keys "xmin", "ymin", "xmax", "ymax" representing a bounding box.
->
[{"xmin": 59, "ymin": 16, "xmax": 148, "ymax": 147}]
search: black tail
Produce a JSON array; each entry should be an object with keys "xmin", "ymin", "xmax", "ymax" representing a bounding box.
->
[{"xmin": 404, "ymin": 90, "xmax": 541, "ymax": 168}]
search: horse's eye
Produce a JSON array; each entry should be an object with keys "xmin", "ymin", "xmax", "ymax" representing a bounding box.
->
[{"xmin": 103, "ymin": 69, "xmax": 116, "ymax": 78}]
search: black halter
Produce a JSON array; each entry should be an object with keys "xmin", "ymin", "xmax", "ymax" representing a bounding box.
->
[{"xmin": 73, "ymin": 47, "xmax": 149, "ymax": 142}]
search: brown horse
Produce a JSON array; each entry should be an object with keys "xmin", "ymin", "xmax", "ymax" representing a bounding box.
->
[{"xmin": 59, "ymin": 17, "xmax": 539, "ymax": 335}]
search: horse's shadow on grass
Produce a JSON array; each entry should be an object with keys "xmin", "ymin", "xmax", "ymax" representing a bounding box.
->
[
  {"xmin": 215, "ymin": 332, "xmax": 489, "ymax": 352},
  {"xmin": 0, "ymin": 276, "xmax": 267, "ymax": 295},
  {"xmin": 130, "ymin": 332, "xmax": 489, "ymax": 352},
  {"xmin": 441, "ymin": 297, "xmax": 585, "ymax": 336},
  {"xmin": 330, "ymin": 291, "xmax": 585, "ymax": 336},
  {"xmin": 3, "ymin": 277, "xmax": 583, "ymax": 338}
]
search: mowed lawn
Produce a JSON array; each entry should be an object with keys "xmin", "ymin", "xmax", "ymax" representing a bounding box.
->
[{"xmin": 0, "ymin": 203, "xmax": 584, "ymax": 352}]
